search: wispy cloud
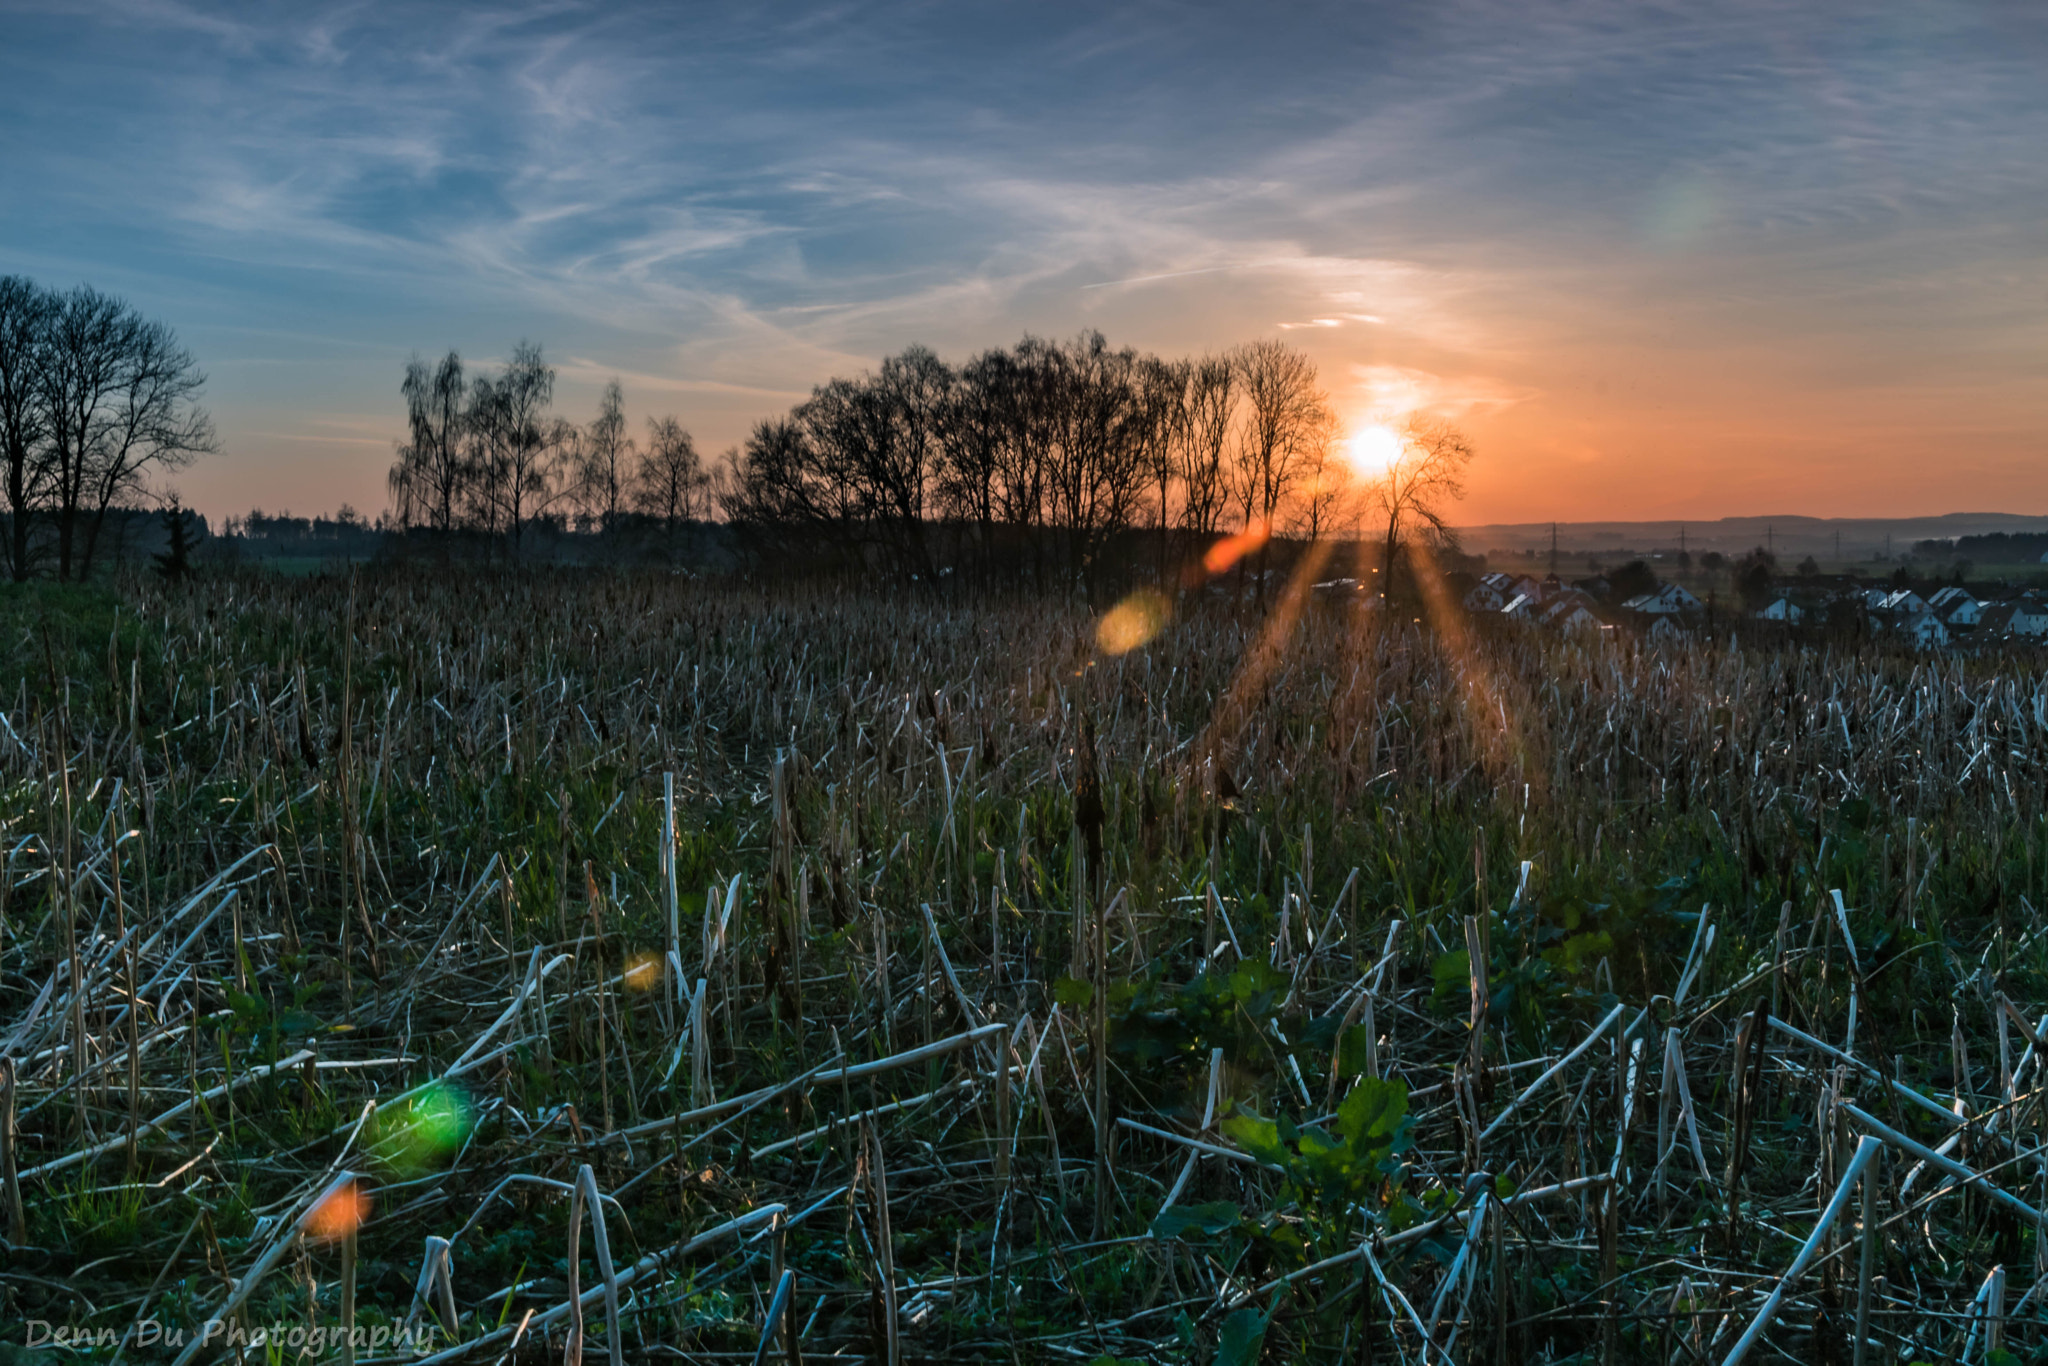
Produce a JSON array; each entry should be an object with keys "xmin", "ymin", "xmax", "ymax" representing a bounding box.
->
[{"xmin": 3, "ymin": 0, "xmax": 2045, "ymax": 520}]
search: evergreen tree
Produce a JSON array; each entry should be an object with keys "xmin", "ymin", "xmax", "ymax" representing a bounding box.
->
[{"xmin": 154, "ymin": 498, "xmax": 196, "ymax": 582}]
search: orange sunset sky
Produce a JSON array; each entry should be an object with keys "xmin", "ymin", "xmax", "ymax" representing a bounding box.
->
[{"xmin": 4, "ymin": 2, "xmax": 2043, "ymax": 526}]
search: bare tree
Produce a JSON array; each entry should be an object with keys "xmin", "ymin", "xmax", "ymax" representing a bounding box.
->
[
  {"xmin": 1134, "ymin": 355, "xmax": 1187, "ymax": 578},
  {"xmin": 935, "ymin": 347, "xmax": 1014, "ymax": 549},
  {"xmin": 1289, "ymin": 436, "xmax": 1357, "ymax": 544},
  {"xmin": 389, "ymin": 351, "xmax": 467, "ymax": 533},
  {"xmin": 576, "ymin": 378, "xmax": 634, "ymax": 531},
  {"xmin": 1228, "ymin": 340, "xmax": 1331, "ymax": 594},
  {"xmin": 0, "ymin": 276, "xmax": 53, "ymax": 581},
  {"xmin": 1175, "ymin": 354, "xmax": 1238, "ymax": 542},
  {"xmin": 467, "ymin": 341, "xmax": 565, "ymax": 554},
  {"xmin": 1037, "ymin": 332, "xmax": 1150, "ymax": 592},
  {"xmin": 36, "ymin": 286, "xmax": 215, "ymax": 580},
  {"xmin": 633, "ymin": 415, "xmax": 706, "ymax": 529},
  {"xmin": 1368, "ymin": 417, "xmax": 1474, "ymax": 576},
  {"xmin": 723, "ymin": 413, "xmax": 863, "ymax": 561}
]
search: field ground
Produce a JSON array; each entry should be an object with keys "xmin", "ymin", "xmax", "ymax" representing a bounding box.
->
[{"xmin": 3, "ymin": 569, "xmax": 2048, "ymax": 1363}]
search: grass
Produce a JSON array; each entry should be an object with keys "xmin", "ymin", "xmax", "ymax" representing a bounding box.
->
[{"xmin": 1, "ymin": 565, "xmax": 2046, "ymax": 1363}]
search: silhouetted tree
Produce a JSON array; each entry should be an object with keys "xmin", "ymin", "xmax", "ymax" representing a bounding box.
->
[
  {"xmin": 35, "ymin": 284, "xmax": 215, "ymax": 579},
  {"xmin": 1735, "ymin": 547, "xmax": 1777, "ymax": 609},
  {"xmin": 154, "ymin": 497, "xmax": 197, "ymax": 582},
  {"xmin": 389, "ymin": 350, "xmax": 466, "ymax": 533},
  {"xmin": 1367, "ymin": 418, "xmax": 1473, "ymax": 584},
  {"xmin": 1175, "ymin": 354, "xmax": 1238, "ymax": 543},
  {"xmin": 576, "ymin": 378, "xmax": 633, "ymax": 531},
  {"xmin": 1607, "ymin": 559, "xmax": 1658, "ymax": 602},
  {"xmin": 633, "ymin": 416, "xmax": 707, "ymax": 529},
  {"xmin": 466, "ymin": 341, "xmax": 566, "ymax": 553},
  {"xmin": 0, "ymin": 275, "xmax": 53, "ymax": 581},
  {"xmin": 1231, "ymin": 340, "xmax": 1332, "ymax": 555}
]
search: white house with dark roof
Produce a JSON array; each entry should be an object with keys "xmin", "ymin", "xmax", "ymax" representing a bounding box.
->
[
  {"xmin": 1537, "ymin": 592, "xmax": 1605, "ymax": 635},
  {"xmin": 1981, "ymin": 601, "xmax": 2048, "ymax": 638},
  {"xmin": 1623, "ymin": 583, "xmax": 1703, "ymax": 615},
  {"xmin": 1756, "ymin": 598, "xmax": 1804, "ymax": 622},
  {"xmin": 1928, "ymin": 586, "xmax": 1981, "ymax": 626},
  {"xmin": 1880, "ymin": 610, "xmax": 1948, "ymax": 649},
  {"xmin": 1463, "ymin": 571, "xmax": 1518, "ymax": 612}
]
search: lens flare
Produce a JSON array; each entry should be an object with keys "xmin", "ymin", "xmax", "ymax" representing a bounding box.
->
[
  {"xmin": 1096, "ymin": 589, "xmax": 1172, "ymax": 655},
  {"xmin": 623, "ymin": 952, "xmax": 663, "ymax": 992},
  {"xmin": 371, "ymin": 1082, "xmax": 474, "ymax": 1175},
  {"xmin": 1203, "ymin": 520, "xmax": 1271, "ymax": 576},
  {"xmin": 1343, "ymin": 425, "xmax": 1404, "ymax": 479},
  {"xmin": 306, "ymin": 1179, "xmax": 370, "ymax": 1243}
]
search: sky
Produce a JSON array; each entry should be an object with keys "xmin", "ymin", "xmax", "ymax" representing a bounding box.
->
[{"xmin": 2, "ymin": 0, "xmax": 2044, "ymax": 525}]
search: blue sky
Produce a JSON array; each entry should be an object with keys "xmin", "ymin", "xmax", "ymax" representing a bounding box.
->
[{"xmin": 3, "ymin": 0, "xmax": 2044, "ymax": 522}]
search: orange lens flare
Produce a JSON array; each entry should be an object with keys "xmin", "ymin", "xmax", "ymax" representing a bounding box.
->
[
  {"xmin": 306, "ymin": 1179, "xmax": 370, "ymax": 1243},
  {"xmin": 1203, "ymin": 520, "xmax": 1271, "ymax": 576}
]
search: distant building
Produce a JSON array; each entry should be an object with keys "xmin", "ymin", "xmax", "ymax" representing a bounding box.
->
[
  {"xmin": 1878, "ymin": 611, "xmax": 1949, "ymax": 649},
  {"xmin": 1537, "ymin": 592, "xmax": 1605, "ymax": 635},
  {"xmin": 1981, "ymin": 601, "xmax": 2048, "ymax": 638},
  {"xmin": 1756, "ymin": 598, "xmax": 1804, "ymax": 622},
  {"xmin": 1928, "ymin": 586, "xmax": 1982, "ymax": 626},
  {"xmin": 1464, "ymin": 571, "xmax": 1517, "ymax": 612},
  {"xmin": 1881, "ymin": 589, "xmax": 1931, "ymax": 616},
  {"xmin": 1623, "ymin": 583, "xmax": 1703, "ymax": 615}
]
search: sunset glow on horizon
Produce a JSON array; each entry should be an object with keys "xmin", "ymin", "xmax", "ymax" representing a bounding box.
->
[{"xmin": 3, "ymin": 4, "xmax": 2044, "ymax": 526}]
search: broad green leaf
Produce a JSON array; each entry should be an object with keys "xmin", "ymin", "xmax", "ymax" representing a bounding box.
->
[
  {"xmin": 1054, "ymin": 975, "xmax": 1094, "ymax": 1009},
  {"xmin": 1337, "ymin": 1023, "xmax": 1375, "ymax": 1079},
  {"xmin": 1150, "ymin": 1201, "xmax": 1243, "ymax": 1239},
  {"xmin": 1335, "ymin": 1076, "xmax": 1409, "ymax": 1146},
  {"xmin": 1215, "ymin": 1306, "xmax": 1269, "ymax": 1366},
  {"xmin": 1221, "ymin": 1112, "xmax": 1284, "ymax": 1166}
]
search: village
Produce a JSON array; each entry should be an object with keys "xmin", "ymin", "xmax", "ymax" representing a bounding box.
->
[{"xmin": 1449, "ymin": 559, "xmax": 2048, "ymax": 649}]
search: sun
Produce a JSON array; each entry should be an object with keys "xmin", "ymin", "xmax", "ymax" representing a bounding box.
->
[{"xmin": 1342, "ymin": 424, "xmax": 1404, "ymax": 479}]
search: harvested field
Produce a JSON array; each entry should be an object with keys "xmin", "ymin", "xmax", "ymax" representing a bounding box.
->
[{"xmin": 4, "ymin": 569, "xmax": 2048, "ymax": 1363}]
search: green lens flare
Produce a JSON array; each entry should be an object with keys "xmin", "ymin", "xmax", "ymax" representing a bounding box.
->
[{"xmin": 372, "ymin": 1082, "xmax": 473, "ymax": 1175}]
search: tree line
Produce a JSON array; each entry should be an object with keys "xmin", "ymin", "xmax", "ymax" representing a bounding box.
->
[
  {"xmin": 718, "ymin": 331, "xmax": 1470, "ymax": 592},
  {"xmin": 385, "ymin": 343, "xmax": 712, "ymax": 549},
  {"xmin": 0, "ymin": 276, "xmax": 216, "ymax": 582},
  {"xmin": 367, "ymin": 330, "xmax": 1471, "ymax": 591}
]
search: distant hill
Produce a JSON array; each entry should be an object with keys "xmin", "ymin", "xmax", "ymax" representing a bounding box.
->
[{"xmin": 1457, "ymin": 512, "xmax": 2048, "ymax": 562}]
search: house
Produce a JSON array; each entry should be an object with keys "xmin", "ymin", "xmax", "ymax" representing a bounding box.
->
[
  {"xmin": 1881, "ymin": 589, "xmax": 1931, "ymax": 616},
  {"xmin": 1645, "ymin": 616, "xmax": 1689, "ymax": 645},
  {"xmin": 1928, "ymin": 586, "xmax": 1981, "ymax": 626},
  {"xmin": 1463, "ymin": 571, "xmax": 1518, "ymax": 612},
  {"xmin": 1537, "ymin": 592, "xmax": 1605, "ymax": 635},
  {"xmin": 1860, "ymin": 588, "xmax": 1892, "ymax": 611},
  {"xmin": 1878, "ymin": 611, "xmax": 1948, "ymax": 649},
  {"xmin": 1501, "ymin": 591, "xmax": 1541, "ymax": 621},
  {"xmin": 1756, "ymin": 598, "xmax": 1804, "ymax": 623},
  {"xmin": 1981, "ymin": 601, "xmax": 2048, "ymax": 638},
  {"xmin": 1623, "ymin": 583, "xmax": 1703, "ymax": 615}
]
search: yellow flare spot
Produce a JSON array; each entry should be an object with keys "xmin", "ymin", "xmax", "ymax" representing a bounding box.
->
[
  {"xmin": 1096, "ymin": 589, "xmax": 1172, "ymax": 655},
  {"xmin": 624, "ymin": 953, "xmax": 663, "ymax": 992}
]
